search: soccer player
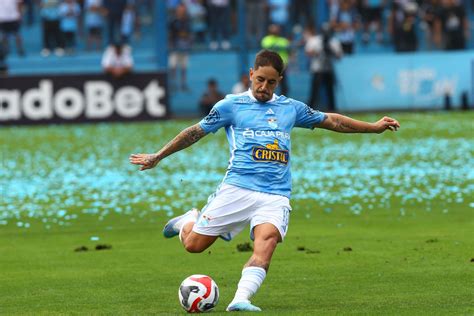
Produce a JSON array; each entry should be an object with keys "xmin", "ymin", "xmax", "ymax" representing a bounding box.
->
[{"xmin": 129, "ymin": 50, "xmax": 400, "ymax": 312}]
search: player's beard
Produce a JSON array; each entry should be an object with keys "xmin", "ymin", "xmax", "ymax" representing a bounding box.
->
[{"xmin": 254, "ymin": 89, "xmax": 271, "ymax": 102}]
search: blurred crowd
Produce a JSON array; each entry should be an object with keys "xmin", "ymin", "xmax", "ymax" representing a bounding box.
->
[
  {"xmin": 166, "ymin": 0, "xmax": 471, "ymax": 53},
  {"xmin": 167, "ymin": 0, "xmax": 471, "ymax": 104},
  {"xmin": 0, "ymin": 0, "xmax": 470, "ymax": 58},
  {"xmin": 0, "ymin": 0, "xmax": 471, "ymax": 92},
  {"xmin": 0, "ymin": 0, "xmax": 151, "ymax": 57}
]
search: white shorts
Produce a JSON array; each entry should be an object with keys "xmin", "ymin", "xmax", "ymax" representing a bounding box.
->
[
  {"xmin": 169, "ymin": 52, "xmax": 188, "ymax": 69},
  {"xmin": 193, "ymin": 183, "xmax": 291, "ymax": 242}
]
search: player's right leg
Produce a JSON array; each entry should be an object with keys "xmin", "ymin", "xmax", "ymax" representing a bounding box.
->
[{"xmin": 227, "ymin": 193, "xmax": 291, "ymax": 312}]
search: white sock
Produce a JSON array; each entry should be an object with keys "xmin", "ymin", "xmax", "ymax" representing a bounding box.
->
[{"xmin": 230, "ymin": 267, "xmax": 266, "ymax": 305}]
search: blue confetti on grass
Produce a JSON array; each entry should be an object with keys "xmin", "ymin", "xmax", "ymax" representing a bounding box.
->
[{"xmin": 1, "ymin": 121, "xmax": 473, "ymax": 228}]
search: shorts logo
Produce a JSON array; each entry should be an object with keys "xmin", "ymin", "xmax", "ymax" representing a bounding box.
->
[
  {"xmin": 252, "ymin": 139, "xmax": 289, "ymax": 165},
  {"xmin": 203, "ymin": 108, "xmax": 220, "ymax": 125},
  {"xmin": 197, "ymin": 215, "xmax": 212, "ymax": 227}
]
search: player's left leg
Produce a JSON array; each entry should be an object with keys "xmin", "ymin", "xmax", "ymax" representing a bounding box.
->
[
  {"xmin": 163, "ymin": 208, "xmax": 219, "ymax": 253},
  {"xmin": 227, "ymin": 223, "xmax": 281, "ymax": 312},
  {"xmin": 181, "ymin": 226, "xmax": 219, "ymax": 253},
  {"xmin": 163, "ymin": 208, "xmax": 199, "ymax": 239},
  {"xmin": 164, "ymin": 184, "xmax": 254, "ymax": 254}
]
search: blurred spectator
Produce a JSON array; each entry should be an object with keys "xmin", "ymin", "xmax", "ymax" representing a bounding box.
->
[
  {"xmin": 129, "ymin": 0, "xmax": 146, "ymax": 39},
  {"xmin": 435, "ymin": 0, "xmax": 470, "ymax": 50},
  {"xmin": 169, "ymin": 4, "xmax": 192, "ymax": 91},
  {"xmin": 208, "ymin": 0, "xmax": 231, "ymax": 50},
  {"xmin": 245, "ymin": 0, "xmax": 267, "ymax": 48},
  {"xmin": 360, "ymin": 0, "xmax": 386, "ymax": 44},
  {"xmin": 420, "ymin": 0, "xmax": 441, "ymax": 50},
  {"xmin": 331, "ymin": 0, "xmax": 359, "ymax": 54},
  {"xmin": 101, "ymin": 42, "xmax": 133, "ymax": 79},
  {"xmin": 232, "ymin": 73, "xmax": 250, "ymax": 94},
  {"xmin": 40, "ymin": 0, "xmax": 64, "ymax": 57},
  {"xmin": 84, "ymin": 0, "xmax": 105, "ymax": 51},
  {"xmin": 136, "ymin": 0, "xmax": 153, "ymax": 26},
  {"xmin": 288, "ymin": 23, "xmax": 307, "ymax": 72},
  {"xmin": 121, "ymin": 1, "xmax": 137, "ymax": 44},
  {"xmin": 103, "ymin": 0, "xmax": 127, "ymax": 44},
  {"xmin": 0, "ymin": 63, "xmax": 7, "ymax": 76},
  {"xmin": 167, "ymin": 0, "xmax": 181, "ymax": 16},
  {"xmin": 0, "ymin": 0, "xmax": 26, "ymax": 56},
  {"xmin": 183, "ymin": 0, "xmax": 207, "ymax": 45},
  {"xmin": 388, "ymin": 1, "xmax": 418, "ymax": 52},
  {"xmin": 59, "ymin": 0, "xmax": 81, "ymax": 54},
  {"xmin": 291, "ymin": 0, "xmax": 314, "ymax": 27},
  {"xmin": 305, "ymin": 24, "xmax": 343, "ymax": 111},
  {"xmin": 328, "ymin": 0, "xmax": 340, "ymax": 21},
  {"xmin": 268, "ymin": 0, "xmax": 290, "ymax": 36},
  {"xmin": 199, "ymin": 78, "xmax": 224, "ymax": 116},
  {"xmin": 261, "ymin": 24, "xmax": 291, "ymax": 95}
]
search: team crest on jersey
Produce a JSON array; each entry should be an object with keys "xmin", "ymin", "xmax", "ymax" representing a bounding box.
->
[
  {"xmin": 267, "ymin": 117, "xmax": 278, "ymax": 129},
  {"xmin": 252, "ymin": 139, "xmax": 289, "ymax": 165}
]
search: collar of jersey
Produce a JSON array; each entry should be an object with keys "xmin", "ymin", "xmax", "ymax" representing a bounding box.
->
[{"xmin": 246, "ymin": 89, "xmax": 277, "ymax": 103}]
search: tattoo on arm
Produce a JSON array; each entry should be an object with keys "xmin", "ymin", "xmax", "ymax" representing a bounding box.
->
[
  {"xmin": 156, "ymin": 124, "xmax": 207, "ymax": 160},
  {"xmin": 326, "ymin": 114, "xmax": 373, "ymax": 133},
  {"xmin": 334, "ymin": 117, "xmax": 365, "ymax": 132},
  {"xmin": 181, "ymin": 124, "xmax": 206, "ymax": 146}
]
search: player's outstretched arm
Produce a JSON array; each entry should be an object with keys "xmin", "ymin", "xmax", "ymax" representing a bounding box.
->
[
  {"xmin": 315, "ymin": 113, "xmax": 400, "ymax": 134},
  {"xmin": 129, "ymin": 123, "xmax": 207, "ymax": 171}
]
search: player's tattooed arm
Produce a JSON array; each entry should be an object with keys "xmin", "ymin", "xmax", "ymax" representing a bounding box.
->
[
  {"xmin": 316, "ymin": 113, "xmax": 400, "ymax": 134},
  {"xmin": 129, "ymin": 124, "xmax": 207, "ymax": 171},
  {"xmin": 156, "ymin": 123, "xmax": 207, "ymax": 158}
]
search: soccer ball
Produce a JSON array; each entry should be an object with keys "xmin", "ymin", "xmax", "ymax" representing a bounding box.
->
[{"xmin": 178, "ymin": 274, "xmax": 219, "ymax": 313}]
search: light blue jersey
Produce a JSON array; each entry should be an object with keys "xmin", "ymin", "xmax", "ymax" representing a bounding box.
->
[{"xmin": 199, "ymin": 90, "xmax": 326, "ymax": 198}]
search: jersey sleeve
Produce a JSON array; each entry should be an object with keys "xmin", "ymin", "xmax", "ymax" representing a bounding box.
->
[
  {"xmin": 294, "ymin": 101, "xmax": 327, "ymax": 129},
  {"xmin": 199, "ymin": 99, "xmax": 234, "ymax": 134}
]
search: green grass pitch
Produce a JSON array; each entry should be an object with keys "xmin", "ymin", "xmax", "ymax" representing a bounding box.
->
[{"xmin": 1, "ymin": 111, "xmax": 473, "ymax": 315}]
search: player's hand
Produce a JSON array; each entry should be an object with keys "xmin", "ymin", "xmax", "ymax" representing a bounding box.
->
[
  {"xmin": 373, "ymin": 116, "xmax": 400, "ymax": 133},
  {"xmin": 129, "ymin": 153, "xmax": 160, "ymax": 171}
]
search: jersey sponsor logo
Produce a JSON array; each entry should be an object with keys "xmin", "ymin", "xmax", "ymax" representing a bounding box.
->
[
  {"xmin": 267, "ymin": 117, "xmax": 278, "ymax": 129},
  {"xmin": 252, "ymin": 139, "xmax": 289, "ymax": 165},
  {"xmin": 203, "ymin": 108, "xmax": 220, "ymax": 125},
  {"xmin": 242, "ymin": 129, "xmax": 290, "ymax": 140}
]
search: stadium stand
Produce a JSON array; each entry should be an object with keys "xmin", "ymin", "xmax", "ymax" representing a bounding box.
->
[{"xmin": 2, "ymin": 0, "xmax": 473, "ymax": 117}]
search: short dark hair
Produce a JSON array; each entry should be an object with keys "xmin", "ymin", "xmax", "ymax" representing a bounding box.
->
[{"xmin": 254, "ymin": 50, "xmax": 284, "ymax": 76}]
